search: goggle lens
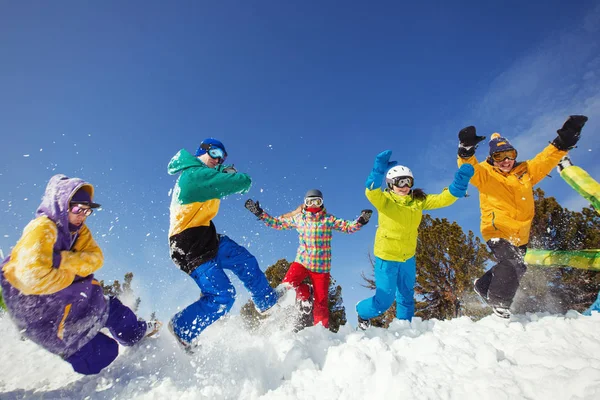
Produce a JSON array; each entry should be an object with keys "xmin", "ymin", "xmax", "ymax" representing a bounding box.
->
[
  {"xmin": 207, "ymin": 148, "xmax": 226, "ymax": 163},
  {"xmin": 393, "ymin": 177, "xmax": 414, "ymax": 188},
  {"xmin": 492, "ymin": 149, "xmax": 517, "ymax": 162},
  {"xmin": 70, "ymin": 205, "xmax": 93, "ymax": 216},
  {"xmin": 304, "ymin": 197, "xmax": 323, "ymax": 207}
]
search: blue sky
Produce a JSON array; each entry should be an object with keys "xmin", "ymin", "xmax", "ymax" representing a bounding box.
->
[{"xmin": 1, "ymin": 1, "xmax": 599, "ymax": 325}]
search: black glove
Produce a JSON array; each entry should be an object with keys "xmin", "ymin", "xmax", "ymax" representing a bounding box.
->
[
  {"xmin": 552, "ymin": 115, "xmax": 588, "ymax": 150},
  {"xmin": 222, "ymin": 165, "xmax": 237, "ymax": 174},
  {"xmin": 244, "ymin": 199, "xmax": 263, "ymax": 217},
  {"xmin": 458, "ymin": 126, "xmax": 486, "ymax": 158},
  {"xmin": 357, "ymin": 209, "xmax": 373, "ymax": 225}
]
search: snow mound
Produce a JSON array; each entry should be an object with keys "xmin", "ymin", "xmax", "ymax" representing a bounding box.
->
[{"xmin": 1, "ymin": 311, "xmax": 599, "ymax": 399}]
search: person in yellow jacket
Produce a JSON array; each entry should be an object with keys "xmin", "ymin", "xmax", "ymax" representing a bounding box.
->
[
  {"xmin": 355, "ymin": 150, "xmax": 474, "ymax": 329},
  {"xmin": 457, "ymin": 115, "xmax": 588, "ymax": 318}
]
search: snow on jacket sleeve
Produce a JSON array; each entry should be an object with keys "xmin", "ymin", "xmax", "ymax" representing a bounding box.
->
[
  {"xmin": 421, "ymin": 188, "xmax": 458, "ymax": 210},
  {"xmin": 59, "ymin": 225, "xmax": 104, "ymax": 277},
  {"xmin": 457, "ymin": 155, "xmax": 489, "ymax": 188},
  {"xmin": 259, "ymin": 211, "xmax": 297, "ymax": 230},
  {"xmin": 3, "ymin": 217, "xmax": 77, "ymax": 295},
  {"xmin": 178, "ymin": 164, "xmax": 252, "ymax": 204},
  {"xmin": 526, "ymin": 143, "xmax": 567, "ymax": 186},
  {"xmin": 330, "ymin": 215, "xmax": 364, "ymax": 233}
]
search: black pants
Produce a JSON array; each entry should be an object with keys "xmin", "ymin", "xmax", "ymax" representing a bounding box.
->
[{"xmin": 476, "ymin": 239, "xmax": 527, "ymax": 308}]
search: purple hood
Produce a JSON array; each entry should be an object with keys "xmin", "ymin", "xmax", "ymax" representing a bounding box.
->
[{"xmin": 36, "ymin": 174, "xmax": 95, "ymax": 251}]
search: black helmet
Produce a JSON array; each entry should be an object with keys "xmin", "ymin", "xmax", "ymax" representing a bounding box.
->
[{"xmin": 305, "ymin": 189, "xmax": 323, "ymax": 199}]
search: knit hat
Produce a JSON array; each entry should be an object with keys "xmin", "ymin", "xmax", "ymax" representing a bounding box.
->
[
  {"xmin": 70, "ymin": 187, "xmax": 101, "ymax": 208},
  {"xmin": 488, "ymin": 133, "xmax": 517, "ymax": 156},
  {"xmin": 195, "ymin": 138, "xmax": 228, "ymax": 157}
]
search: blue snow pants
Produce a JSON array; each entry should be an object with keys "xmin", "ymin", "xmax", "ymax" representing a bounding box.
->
[
  {"xmin": 356, "ymin": 256, "xmax": 416, "ymax": 321},
  {"xmin": 583, "ymin": 291, "xmax": 600, "ymax": 316},
  {"xmin": 65, "ymin": 297, "xmax": 147, "ymax": 375},
  {"xmin": 171, "ymin": 235, "xmax": 277, "ymax": 343}
]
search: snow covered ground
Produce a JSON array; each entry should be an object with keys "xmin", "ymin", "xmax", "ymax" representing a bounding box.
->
[{"xmin": 1, "ymin": 311, "xmax": 599, "ymax": 400}]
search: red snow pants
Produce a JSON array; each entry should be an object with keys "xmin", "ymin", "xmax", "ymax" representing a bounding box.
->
[{"xmin": 282, "ymin": 262, "xmax": 330, "ymax": 328}]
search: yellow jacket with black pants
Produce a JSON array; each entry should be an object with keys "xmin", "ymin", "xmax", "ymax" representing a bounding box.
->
[{"xmin": 459, "ymin": 139, "xmax": 567, "ymax": 309}]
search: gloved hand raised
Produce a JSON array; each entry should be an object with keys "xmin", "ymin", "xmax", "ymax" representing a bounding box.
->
[
  {"xmin": 448, "ymin": 164, "xmax": 475, "ymax": 198},
  {"xmin": 552, "ymin": 115, "xmax": 588, "ymax": 150},
  {"xmin": 244, "ymin": 199, "xmax": 263, "ymax": 217},
  {"xmin": 458, "ymin": 126, "xmax": 486, "ymax": 158},
  {"xmin": 366, "ymin": 150, "xmax": 398, "ymax": 189},
  {"xmin": 222, "ymin": 165, "xmax": 237, "ymax": 174},
  {"xmin": 357, "ymin": 209, "xmax": 373, "ymax": 225}
]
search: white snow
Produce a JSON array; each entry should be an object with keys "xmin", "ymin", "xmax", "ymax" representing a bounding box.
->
[{"xmin": 1, "ymin": 311, "xmax": 599, "ymax": 399}]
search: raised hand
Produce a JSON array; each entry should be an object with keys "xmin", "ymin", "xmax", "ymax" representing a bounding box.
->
[
  {"xmin": 458, "ymin": 126, "xmax": 486, "ymax": 158},
  {"xmin": 222, "ymin": 165, "xmax": 237, "ymax": 174},
  {"xmin": 244, "ymin": 199, "xmax": 263, "ymax": 217},
  {"xmin": 448, "ymin": 164, "xmax": 475, "ymax": 198},
  {"xmin": 366, "ymin": 150, "xmax": 398, "ymax": 189},
  {"xmin": 552, "ymin": 115, "xmax": 588, "ymax": 150},
  {"xmin": 357, "ymin": 209, "xmax": 373, "ymax": 225}
]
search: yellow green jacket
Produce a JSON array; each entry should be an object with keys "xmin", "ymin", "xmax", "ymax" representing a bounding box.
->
[
  {"xmin": 458, "ymin": 143, "xmax": 566, "ymax": 246},
  {"xmin": 367, "ymin": 188, "xmax": 457, "ymax": 262}
]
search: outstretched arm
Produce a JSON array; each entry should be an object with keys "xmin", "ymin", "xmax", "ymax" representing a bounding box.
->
[
  {"xmin": 245, "ymin": 199, "xmax": 297, "ymax": 230},
  {"xmin": 422, "ymin": 164, "xmax": 474, "ymax": 209},
  {"xmin": 331, "ymin": 209, "xmax": 373, "ymax": 233},
  {"xmin": 528, "ymin": 116, "xmax": 588, "ymax": 185},
  {"xmin": 558, "ymin": 159, "xmax": 600, "ymax": 212},
  {"xmin": 180, "ymin": 165, "xmax": 252, "ymax": 203}
]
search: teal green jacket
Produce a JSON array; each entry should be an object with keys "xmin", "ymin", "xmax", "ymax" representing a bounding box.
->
[
  {"xmin": 366, "ymin": 188, "xmax": 457, "ymax": 262},
  {"xmin": 168, "ymin": 149, "xmax": 251, "ymax": 273}
]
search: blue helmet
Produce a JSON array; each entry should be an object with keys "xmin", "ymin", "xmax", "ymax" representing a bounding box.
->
[{"xmin": 195, "ymin": 138, "xmax": 228, "ymax": 157}]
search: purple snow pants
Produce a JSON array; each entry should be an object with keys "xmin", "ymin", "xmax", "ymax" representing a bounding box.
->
[{"xmin": 65, "ymin": 297, "xmax": 147, "ymax": 375}]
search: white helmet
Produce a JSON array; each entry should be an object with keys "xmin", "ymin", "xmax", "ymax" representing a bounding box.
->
[
  {"xmin": 386, "ymin": 165, "xmax": 414, "ymax": 189},
  {"xmin": 386, "ymin": 165, "xmax": 413, "ymax": 180}
]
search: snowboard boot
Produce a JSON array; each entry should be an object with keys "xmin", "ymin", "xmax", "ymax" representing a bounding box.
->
[
  {"xmin": 298, "ymin": 284, "xmax": 314, "ymax": 315},
  {"xmin": 491, "ymin": 305, "xmax": 511, "ymax": 319},
  {"xmin": 357, "ymin": 316, "xmax": 371, "ymax": 331},
  {"xmin": 294, "ymin": 289, "xmax": 314, "ymax": 332},
  {"xmin": 259, "ymin": 283, "xmax": 297, "ymax": 316},
  {"xmin": 168, "ymin": 321, "xmax": 196, "ymax": 354},
  {"xmin": 145, "ymin": 320, "xmax": 163, "ymax": 338}
]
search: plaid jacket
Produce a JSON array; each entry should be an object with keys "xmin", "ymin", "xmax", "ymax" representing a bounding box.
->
[{"xmin": 259, "ymin": 208, "xmax": 363, "ymax": 273}]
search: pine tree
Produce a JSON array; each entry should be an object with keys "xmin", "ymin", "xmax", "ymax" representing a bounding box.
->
[
  {"xmin": 516, "ymin": 188, "xmax": 600, "ymax": 313},
  {"xmin": 415, "ymin": 215, "xmax": 491, "ymax": 320},
  {"xmin": 99, "ymin": 273, "xmax": 146, "ymax": 314},
  {"xmin": 328, "ymin": 277, "xmax": 346, "ymax": 332}
]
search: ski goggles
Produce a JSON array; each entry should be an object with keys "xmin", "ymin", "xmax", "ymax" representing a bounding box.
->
[
  {"xmin": 201, "ymin": 143, "xmax": 227, "ymax": 164},
  {"xmin": 387, "ymin": 176, "xmax": 414, "ymax": 188},
  {"xmin": 69, "ymin": 205, "xmax": 94, "ymax": 216},
  {"xmin": 304, "ymin": 197, "xmax": 323, "ymax": 207},
  {"xmin": 491, "ymin": 149, "xmax": 517, "ymax": 162}
]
